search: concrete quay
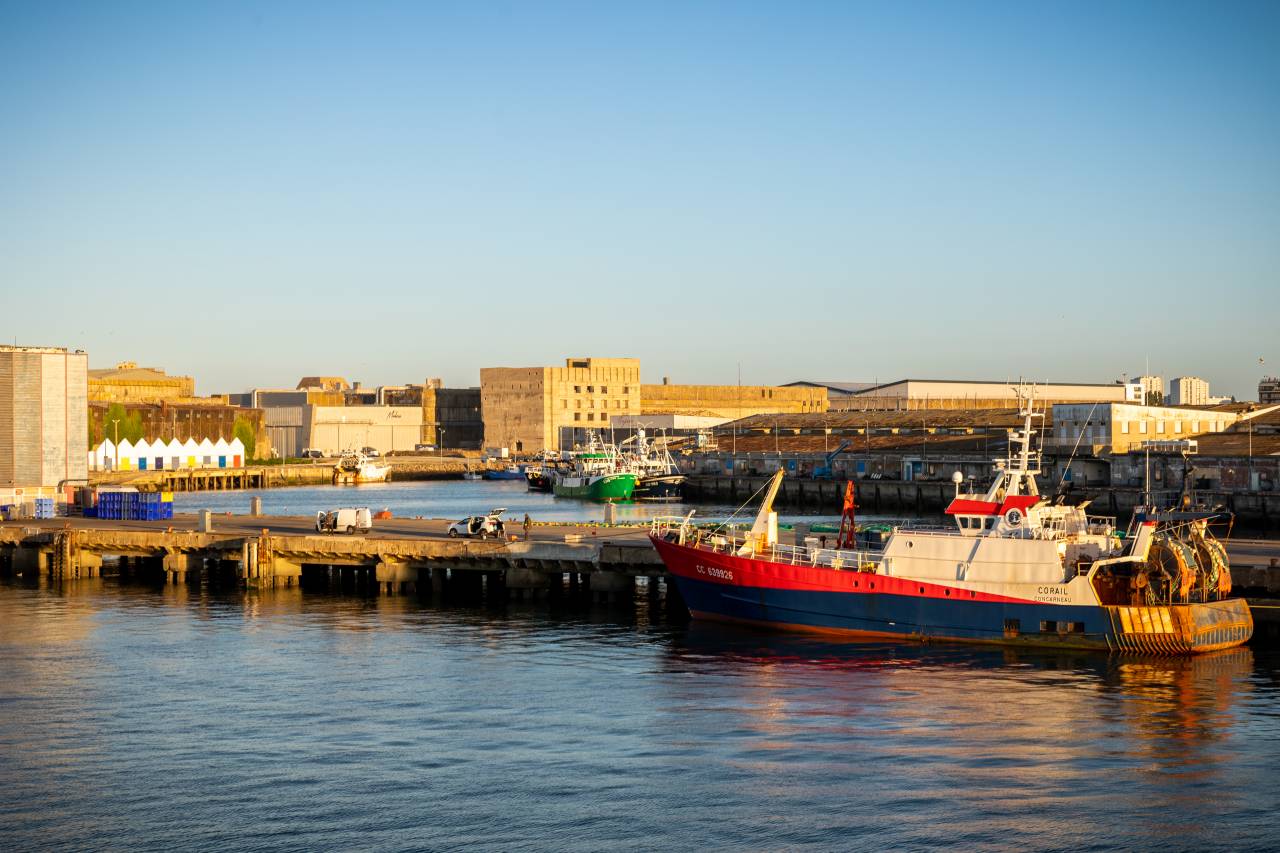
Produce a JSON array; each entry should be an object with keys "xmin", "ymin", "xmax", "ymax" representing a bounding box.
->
[
  {"xmin": 0, "ymin": 515, "xmax": 669, "ymax": 604},
  {"xmin": 4, "ymin": 514, "xmax": 1279, "ymax": 641}
]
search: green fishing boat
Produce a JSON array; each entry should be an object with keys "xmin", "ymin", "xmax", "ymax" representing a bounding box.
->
[
  {"xmin": 552, "ymin": 469, "xmax": 638, "ymax": 501},
  {"xmin": 551, "ymin": 434, "xmax": 639, "ymax": 501}
]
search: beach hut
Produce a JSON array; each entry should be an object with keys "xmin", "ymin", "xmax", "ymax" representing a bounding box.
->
[
  {"xmin": 182, "ymin": 438, "xmax": 199, "ymax": 469},
  {"xmin": 213, "ymin": 438, "xmax": 230, "ymax": 468},
  {"xmin": 227, "ymin": 437, "xmax": 245, "ymax": 468},
  {"xmin": 197, "ymin": 438, "xmax": 215, "ymax": 468},
  {"xmin": 134, "ymin": 439, "xmax": 153, "ymax": 471},
  {"xmin": 165, "ymin": 438, "xmax": 185, "ymax": 470},
  {"xmin": 116, "ymin": 438, "xmax": 136, "ymax": 471},
  {"xmin": 91, "ymin": 439, "xmax": 116, "ymax": 472}
]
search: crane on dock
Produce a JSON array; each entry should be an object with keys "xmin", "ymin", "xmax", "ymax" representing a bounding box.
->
[{"xmin": 812, "ymin": 440, "xmax": 852, "ymax": 479}]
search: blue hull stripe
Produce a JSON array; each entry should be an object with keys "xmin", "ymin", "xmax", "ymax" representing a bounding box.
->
[{"xmin": 672, "ymin": 575, "xmax": 1115, "ymax": 648}]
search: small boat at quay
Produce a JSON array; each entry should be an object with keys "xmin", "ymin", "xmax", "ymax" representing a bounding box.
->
[
  {"xmin": 650, "ymin": 400, "xmax": 1251, "ymax": 654},
  {"xmin": 332, "ymin": 451, "xmax": 391, "ymax": 485},
  {"xmin": 525, "ymin": 466, "xmax": 554, "ymax": 492},
  {"xmin": 484, "ymin": 464, "xmax": 527, "ymax": 481}
]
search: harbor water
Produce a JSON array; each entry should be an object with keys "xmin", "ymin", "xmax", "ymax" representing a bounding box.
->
[
  {"xmin": 169, "ymin": 479, "xmax": 878, "ymax": 527},
  {"xmin": 1, "ymin": 578, "xmax": 1279, "ymax": 851}
]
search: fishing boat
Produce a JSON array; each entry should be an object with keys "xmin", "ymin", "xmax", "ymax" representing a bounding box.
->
[
  {"xmin": 332, "ymin": 451, "xmax": 391, "ymax": 485},
  {"xmin": 525, "ymin": 465, "xmax": 554, "ymax": 492},
  {"xmin": 484, "ymin": 463, "xmax": 526, "ymax": 481},
  {"xmin": 650, "ymin": 401, "xmax": 1252, "ymax": 654},
  {"xmin": 622, "ymin": 429, "xmax": 685, "ymax": 501},
  {"xmin": 552, "ymin": 432, "xmax": 637, "ymax": 501}
]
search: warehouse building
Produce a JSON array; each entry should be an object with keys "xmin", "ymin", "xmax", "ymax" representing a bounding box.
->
[
  {"xmin": 1047, "ymin": 402, "xmax": 1270, "ymax": 454},
  {"xmin": 88, "ymin": 362, "xmax": 200, "ymax": 403},
  {"xmin": 791, "ymin": 378, "xmax": 1133, "ymax": 411},
  {"xmin": 641, "ymin": 378, "xmax": 827, "ymax": 419}
]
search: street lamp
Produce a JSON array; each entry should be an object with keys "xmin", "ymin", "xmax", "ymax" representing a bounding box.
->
[
  {"xmin": 439, "ymin": 427, "xmax": 446, "ymax": 459},
  {"xmin": 110, "ymin": 418, "xmax": 120, "ymax": 470}
]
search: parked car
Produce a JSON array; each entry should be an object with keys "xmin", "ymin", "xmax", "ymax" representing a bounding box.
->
[
  {"xmin": 316, "ymin": 507, "xmax": 373, "ymax": 535},
  {"xmin": 300, "ymin": 448, "xmax": 324, "ymax": 459},
  {"xmin": 447, "ymin": 508, "xmax": 507, "ymax": 539},
  {"xmin": 360, "ymin": 446, "xmax": 380, "ymax": 458},
  {"xmin": 414, "ymin": 443, "xmax": 436, "ymax": 452}
]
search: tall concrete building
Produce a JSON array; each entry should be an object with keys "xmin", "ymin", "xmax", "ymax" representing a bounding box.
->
[
  {"xmin": 1260, "ymin": 376, "xmax": 1280, "ymax": 405},
  {"xmin": 0, "ymin": 345, "xmax": 89, "ymax": 495},
  {"xmin": 481, "ymin": 358, "xmax": 642, "ymax": 452},
  {"xmin": 1134, "ymin": 375, "xmax": 1164, "ymax": 405},
  {"xmin": 1169, "ymin": 376, "xmax": 1209, "ymax": 407}
]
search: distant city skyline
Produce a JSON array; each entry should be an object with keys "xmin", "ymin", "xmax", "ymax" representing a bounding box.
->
[{"xmin": 3, "ymin": 2, "xmax": 1277, "ymax": 398}]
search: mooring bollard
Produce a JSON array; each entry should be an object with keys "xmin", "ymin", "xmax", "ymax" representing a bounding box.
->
[
  {"xmin": 604, "ymin": 502, "xmax": 617, "ymax": 525},
  {"xmin": 250, "ymin": 497, "xmax": 262, "ymax": 517},
  {"xmin": 200, "ymin": 510, "xmax": 213, "ymax": 533}
]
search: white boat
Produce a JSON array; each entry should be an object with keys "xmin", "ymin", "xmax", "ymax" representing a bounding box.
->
[
  {"xmin": 332, "ymin": 451, "xmax": 391, "ymax": 485},
  {"xmin": 621, "ymin": 429, "xmax": 685, "ymax": 500}
]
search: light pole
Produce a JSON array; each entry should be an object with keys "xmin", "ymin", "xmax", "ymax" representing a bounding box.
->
[
  {"xmin": 110, "ymin": 418, "xmax": 120, "ymax": 470},
  {"xmin": 439, "ymin": 427, "xmax": 446, "ymax": 459},
  {"xmin": 1248, "ymin": 419, "xmax": 1254, "ymax": 489}
]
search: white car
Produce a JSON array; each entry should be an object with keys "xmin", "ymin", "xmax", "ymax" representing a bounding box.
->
[
  {"xmin": 316, "ymin": 507, "xmax": 372, "ymax": 535},
  {"xmin": 448, "ymin": 508, "xmax": 507, "ymax": 539}
]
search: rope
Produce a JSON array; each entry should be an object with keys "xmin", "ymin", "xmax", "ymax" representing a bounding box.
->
[
  {"xmin": 706, "ymin": 476, "xmax": 778, "ymax": 537},
  {"xmin": 1056, "ymin": 402, "xmax": 1098, "ymax": 491}
]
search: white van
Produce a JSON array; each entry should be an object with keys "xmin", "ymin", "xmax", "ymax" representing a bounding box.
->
[{"xmin": 316, "ymin": 507, "xmax": 373, "ymax": 535}]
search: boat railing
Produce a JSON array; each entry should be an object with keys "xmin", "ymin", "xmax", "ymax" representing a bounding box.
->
[
  {"xmin": 650, "ymin": 517, "xmax": 881, "ymax": 572},
  {"xmin": 1086, "ymin": 515, "xmax": 1117, "ymax": 533}
]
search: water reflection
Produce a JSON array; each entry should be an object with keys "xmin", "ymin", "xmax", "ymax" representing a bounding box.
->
[{"xmin": 1, "ymin": 579, "xmax": 1278, "ymax": 851}]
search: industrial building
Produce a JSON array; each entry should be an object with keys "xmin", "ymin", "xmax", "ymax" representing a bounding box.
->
[
  {"xmin": 88, "ymin": 362, "xmax": 200, "ymax": 402},
  {"xmin": 421, "ymin": 386, "xmax": 482, "ymax": 449},
  {"xmin": 479, "ymin": 359, "xmax": 831, "ymax": 453},
  {"xmin": 1169, "ymin": 376, "xmax": 1210, "ymax": 407},
  {"xmin": 238, "ymin": 378, "xmax": 479, "ymax": 457},
  {"xmin": 640, "ymin": 379, "xmax": 827, "ymax": 419},
  {"xmin": 480, "ymin": 358, "xmax": 642, "ymax": 453},
  {"xmin": 0, "ymin": 345, "xmax": 89, "ymax": 505},
  {"xmin": 88, "ymin": 401, "xmax": 269, "ymax": 459},
  {"xmin": 240, "ymin": 390, "xmax": 422, "ymax": 457},
  {"xmin": 1048, "ymin": 402, "xmax": 1264, "ymax": 454},
  {"xmin": 798, "ymin": 378, "xmax": 1133, "ymax": 410}
]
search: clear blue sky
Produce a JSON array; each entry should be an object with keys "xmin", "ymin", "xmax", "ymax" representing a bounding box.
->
[{"xmin": 3, "ymin": 1, "xmax": 1277, "ymax": 397}]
